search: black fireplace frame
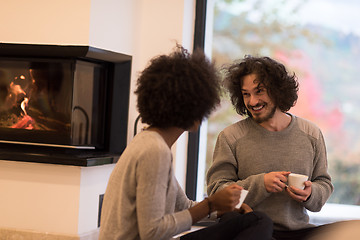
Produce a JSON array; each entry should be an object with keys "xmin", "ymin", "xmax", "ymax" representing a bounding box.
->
[{"xmin": 0, "ymin": 43, "xmax": 132, "ymax": 166}]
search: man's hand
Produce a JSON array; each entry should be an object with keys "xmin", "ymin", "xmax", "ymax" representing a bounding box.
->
[
  {"xmin": 264, "ymin": 171, "xmax": 290, "ymax": 193},
  {"xmin": 286, "ymin": 180, "xmax": 312, "ymax": 202}
]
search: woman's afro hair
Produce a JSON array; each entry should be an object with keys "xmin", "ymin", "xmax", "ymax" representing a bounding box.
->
[{"xmin": 135, "ymin": 45, "xmax": 221, "ymax": 129}]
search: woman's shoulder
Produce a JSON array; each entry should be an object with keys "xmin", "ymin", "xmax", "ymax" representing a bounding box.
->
[{"xmin": 131, "ymin": 130, "xmax": 171, "ymax": 161}]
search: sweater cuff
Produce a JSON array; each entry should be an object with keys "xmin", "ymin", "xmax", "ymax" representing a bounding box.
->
[{"xmin": 174, "ymin": 209, "xmax": 193, "ymax": 234}]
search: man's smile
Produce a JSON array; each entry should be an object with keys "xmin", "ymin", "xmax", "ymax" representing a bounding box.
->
[{"xmin": 250, "ymin": 104, "xmax": 265, "ymax": 112}]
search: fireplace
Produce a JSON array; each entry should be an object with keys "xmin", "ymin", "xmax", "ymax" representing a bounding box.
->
[{"xmin": 0, "ymin": 43, "xmax": 131, "ymax": 166}]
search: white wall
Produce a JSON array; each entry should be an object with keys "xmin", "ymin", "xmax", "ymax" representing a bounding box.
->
[
  {"xmin": 0, "ymin": 0, "xmax": 91, "ymax": 45},
  {"xmin": 0, "ymin": 0, "xmax": 195, "ymax": 237},
  {"xmin": 78, "ymin": 164, "xmax": 115, "ymax": 234},
  {"xmin": 0, "ymin": 160, "xmax": 81, "ymax": 234}
]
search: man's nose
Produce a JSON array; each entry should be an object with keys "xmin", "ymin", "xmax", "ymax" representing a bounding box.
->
[{"xmin": 249, "ymin": 95, "xmax": 259, "ymax": 106}]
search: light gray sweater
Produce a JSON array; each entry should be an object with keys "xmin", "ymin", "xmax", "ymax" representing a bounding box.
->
[
  {"xmin": 207, "ymin": 114, "xmax": 333, "ymax": 231},
  {"xmin": 99, "ymin": 130, "xmax": 194, "ymax": 240}
]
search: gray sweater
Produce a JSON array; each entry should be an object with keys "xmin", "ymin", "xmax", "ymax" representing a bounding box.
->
[
  {"xmin": 207, "ymin": 114, "xmax": 333, "ymax": 231},
  {"xmin": 99, "ymin": 130, "xmax": 194, "ymax": 240}
]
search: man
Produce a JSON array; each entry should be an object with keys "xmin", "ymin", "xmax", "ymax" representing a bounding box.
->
[
  {"xmin": 99, "ymin": 47, "xmax": 273, "ymax": 240},
  {"xmin": 206, "ymin": 56, "xmax": 333, "ymax": 240}
]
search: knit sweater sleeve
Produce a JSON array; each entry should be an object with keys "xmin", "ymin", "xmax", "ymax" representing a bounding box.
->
[
  {"xmin": 175, "ymin": 180, "xmax": 196, "ymax": 210},
  {"xmin": 206, "ymin": 125, "xmax": 271, "ymax": 205},
  {"xmin": 300, "ymin": 125, "xmax": 334, "ymax": 212},
  {"xmin": 136, "ymin": 141, "xmax": 192, "ymax": 240},
  {"xmin": 206, "ymin": 130, "xmax": 239, "ymax": 195}
]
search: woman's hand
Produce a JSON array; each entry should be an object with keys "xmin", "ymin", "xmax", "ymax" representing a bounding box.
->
[
  {"xmin": 236, "ymin": 203, "xmax": 253, "ymax": 214},
  {"xmin": 188, "ymin": 183, "xmax": 242, "ymax": 224},
  {"xmin": 209, "ymin": 184, "xmax": 242, "ymax": 213}
]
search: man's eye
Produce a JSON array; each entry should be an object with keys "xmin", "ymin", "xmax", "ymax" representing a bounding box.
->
[{"xmin": 257, "ymin": 88, "xmax": 265, "ymax": 93}]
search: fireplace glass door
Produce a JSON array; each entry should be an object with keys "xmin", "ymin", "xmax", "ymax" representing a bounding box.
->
[{"xmin": 0, "ymin": 58, "xmax": 106, "ymax": 148}]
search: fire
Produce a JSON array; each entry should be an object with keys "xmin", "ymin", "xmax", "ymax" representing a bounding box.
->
[
  {"xmin": 11, "ymin": 115, "xmax": 34, "ymax": 129},
  {"xmin": 6, "ymin": 75, "xmax": 35, "ymax": 130},
  {"xmin": 21, "ymin": 97, "xmax": 29, "ymax": 116},
  {"xmin": 7, "ymin": 82, "xmax": 26, "ymax": 105}
]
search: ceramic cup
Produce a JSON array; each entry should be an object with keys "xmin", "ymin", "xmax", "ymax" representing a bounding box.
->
[{"xmin": 288, "ymin": 173, "xmax": 308, "ymax": 190}]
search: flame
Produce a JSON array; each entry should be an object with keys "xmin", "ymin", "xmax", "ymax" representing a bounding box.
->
[
  {"xmin": 9, "ymin": 82, "xmax": 26, "ymax": 96},
  {"xmin": 7, "ymin": 75, "xmax": 36, "ymax": 130},
  {"xmin": 14, "ymin": 74, "xmax": 26, "ymax": 80},
  {"xmin": 21, "ymin": 97, "xmax": 29, "ymax": 116}
]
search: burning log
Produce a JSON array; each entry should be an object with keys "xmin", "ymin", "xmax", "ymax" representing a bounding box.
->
[{"xmin": 11, "ymin": 115, "xmax": 34, "ymax": 129}]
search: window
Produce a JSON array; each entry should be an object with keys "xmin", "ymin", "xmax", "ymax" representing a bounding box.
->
[{"xmin": 197, "ymin": 0, "xmax": 360, "ymax": 221}]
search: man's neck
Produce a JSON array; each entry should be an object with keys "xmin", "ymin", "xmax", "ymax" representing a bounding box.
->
[{"xmin": 258, "ymin": 111, "xmax": 292, "ymax": 132}]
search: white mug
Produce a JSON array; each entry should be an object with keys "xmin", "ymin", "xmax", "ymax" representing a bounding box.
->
[{"xmin": 288, "ymin": 173, "xmax": 308, "ymax": 190}]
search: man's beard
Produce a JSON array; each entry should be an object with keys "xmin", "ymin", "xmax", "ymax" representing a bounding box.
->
[{"xmin": 249, "ymin": 104, "xmax": 277, "ymax": 123}]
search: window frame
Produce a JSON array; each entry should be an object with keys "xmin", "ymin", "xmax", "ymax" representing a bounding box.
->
[{"xmin": 185, "ymin": 0, "xmax": 208, "ymax": 201}]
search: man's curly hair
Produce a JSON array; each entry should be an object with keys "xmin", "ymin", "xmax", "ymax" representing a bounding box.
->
[
  {"xmin": 223, "ymin": 56, "xmax": 299, "ymax": 116},
  {"xmin": 135, "ymin": 45, "xmax": 221, "ymax": 129}
]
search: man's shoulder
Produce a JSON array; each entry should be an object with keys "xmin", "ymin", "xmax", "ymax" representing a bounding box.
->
[
  {"xmin": 293, "ymin": 115, "xmax": 323, "ymax": 139},
  {"xmin": 221, "ymin": 118, "xmax": 251, "ymax": 141}
]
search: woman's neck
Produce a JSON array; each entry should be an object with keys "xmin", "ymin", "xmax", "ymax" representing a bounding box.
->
[{"xmin": 147, "ymin": 126, "xmax": 184, "ymax": 148}]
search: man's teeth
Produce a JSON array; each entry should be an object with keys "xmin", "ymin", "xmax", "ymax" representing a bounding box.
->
[{"xmin": 252, "ymin": 105, "xmax": 263, "ymax": 111}]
